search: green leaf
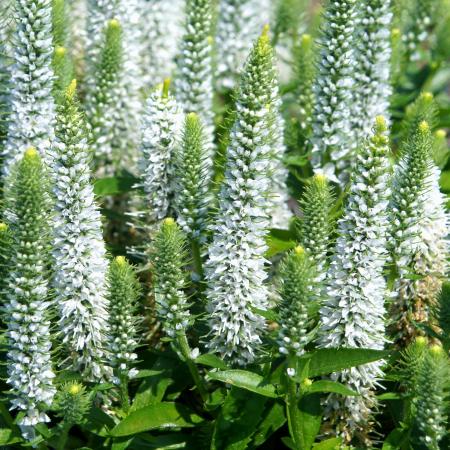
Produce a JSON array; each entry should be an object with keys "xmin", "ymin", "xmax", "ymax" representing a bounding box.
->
[
  {"xmin": 377, "ymin": 392, "xmax": 402, "ymax": 401},
  {"xmin": 94, "ymin": 175, "xmax": 138, "ymax": 196},
  {"xmin": 306, "ymin": 380, "xmax": 359, "ymax": 396},
  {"xmin": 250, "ymin": 306, "xmax": 279, "ymax": 322},
  {"xmin": 195, "ymin": 354, "xmax": 229, "ymax": 370},
  {"xmin": 382, "ymin": 428, "xmax": 408, "ymax": 450},
  {"xmin": 281, "ymin": 436, "xmax": 296, "ymax": 449},
  {"xmin": 110, "ymin": 403, "xmax": 204, "ymax": 437},
  {"xmin": 0, "ymin": 429, "xmax": 22, "ymax": 445},
  {"xmin": 251, "ymin": 402, "xmax": 286, "ymax": 448},
  {"xmin": 211, "ymin": 387, "xmax": 267, "ymax": 450},
  {"xmin": 298, "ymin": 393, "xmax": 322, "ymax": 450},
  {"xmin": 300, "ymin": 348, "xmax": 390, "ymax": 378},
  {"xmin": 112, "ymin": 437, "xmax": 134, "ymax": 450},
  {"xmin": 312, "ymin": 437, "xmax": 343, "ymax": 449},
  {"xmin": 206, "ymin": 370, "xmax": 279, "ymax": 398},
  {"xmin": 265, "ymin": 235, "xmax": 296, "ymax": 258},
  {"xmin": 83, "ymin": 407, "xmax": 115, "ymax": 437}
]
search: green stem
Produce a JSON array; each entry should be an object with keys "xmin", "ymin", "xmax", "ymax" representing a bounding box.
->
[
  {"xmin": 191, "ymin": 239, "xmax": 204, "ymax": 280},
  {"xmin": 119, "ymin": 374, "xmax": 130, "ymax": 414},
  {"xmin": 286, "ymin": 360, "xmax": 302, "ymax": 450},
  {"xmin": 177, "ymin": 333, "xmax": 208, "ymax": 403},
  {"xmin": 56, "ymin": 423, "xmax": 71, "ymax": 450}
]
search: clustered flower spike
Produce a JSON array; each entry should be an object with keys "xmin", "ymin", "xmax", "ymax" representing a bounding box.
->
[
  {"xmin": 215, "ymin": 0, "xmax": 271, "ymax": 90},
  {"xmin": 107, "ymin": 256, "xmax": 142, "ymax": 382},
  {"xmin": 277, "ymin": 246, "xmax": 317, "ymax": 357},
  {"xmin": 3, "ymin": 148, "xmax": 56, "ymax": 439},
  {"xmin": 205, "ymin": 28, "xmax": 279, "ymax": 366},
  {"xmin": 411, "ymin": 345, "xmax": 449, "ymax": 449},
  {"xmin": 318, "ymin": 117, "xmax": 392, "ymax": 440},
  {"xmin": 175, "ymin": 0, "xmax": 215, "ymax": 157},
  {"xmin": 352, "ymin": 0, "xmax": 393, "ymax": 142},
  {"xmin": 310, "ymin": 0, "xmax": 358, "ymax": 183},
  {"xmin": 52, "ymin": 80, "xmax": 111, "ymax": 381},
  {"xmin": 390, "ymin": 120, "xmax": 449, "ymax": 346},
  {"xmin": 138, "ymin": 80, "xmax": 183, "ymax": 223},
  {"xmin": 86, "ymin": 18, "xmax": 123, "ymax": 171},
  {"xmin": 2, "ymin": 0, "xmax": 56, "ymax": 179},
  {"xmin": 152, "ymin": 218, "xmax": 192, "ymax": 338},
  {"xmin": 173, "ymin": 112, "xmax": 210, "ymax": 242},
  {"xmin": 140, "ymin": 0, "xmax": 185, "ymax": 85},
  {"xmin": 296, "ymin": 173, "xmax": 335, "ymax": 277}
]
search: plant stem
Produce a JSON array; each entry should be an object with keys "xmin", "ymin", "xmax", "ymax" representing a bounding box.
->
[
  {"xmin": 177, "ymin": 333, "xmax": 208, "ymax": 403},
  {"xmin": 56, "ymin": 423, "xmax": 71, "ymax": 450},
  {"xmin": 191, "ymin": 239, "xmax": 204, "ymax": 280},
  {"xmin": 286, "ymin": 360, "xmax": 302, "ymax": 450},
  {"xmin": 119, "ymin": 374, "xmax": 130, "ymax": 414}
]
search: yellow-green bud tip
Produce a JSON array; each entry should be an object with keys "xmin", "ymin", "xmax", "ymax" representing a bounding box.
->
[
  {"xmin": 262, "ymin": 24, "xmax": 270, "ymax": 37},
  {"xmin": 419, "ymin": 121, "xmax": 430, "ymax": 133},
  {"xmin": 25, "ymin": 147, "xmax": 38, "ymax": 158},
  {"xmin": 421, "ymin": 92, "xmax": 433, "ymax": 102},
  {"xmin": 415, "ymin": 336, "xmax": 428, "ymax": 346},
  {"xmin": 0, "ymin": 223, "xmax": 7, "ymax": 232},
  {"xmin": 162, "ymin": 78, "xmax": 171, "ymax": 98},
  {"xmin": 301, "ymin": 34, "xmax": 312, "ymax": 45},
  {"xmin": 294, "ymin": 246, "xmax": 305, "ymax": 256},
  {"xmin": 314, "ymin": 173, "xmax": 327, "ymax": 183},
  {"xmin": 436, "ymin": 129, "xmax": 446, "ymax": 139},
  {"xmin": 164, "ymin": 217, "xmax": 175, "ymax": 226},
  {"xmin": 68, "ymin": 383, "xmax": 82, "ymax": 395},
  {"xmin": 109, "ymin": 18, "xmax": 120, "ymax": 29},
  {"xmin": 115, "ymin": 256, "xmax": 126, "ymax": 266},
  {"xmin": 66, "ymin": 79, "xmax": 77, "ymax": 98},
  {"xmin": 55, "ymin": 46, "xmax": 66, "ymax": 57},
  {"xmin": 375, "ymin": 115, "xmax": 387, "ymax": 132},
  {"xmin": 391, "ymin": 28, "xmax": 401, "ymax": 38},
  {"xmin": 207, "ymin": 36, "xmax": 214, "ymax": 45},
  {"xmin": 430, "ymin": 344, "xmax": 443, "ymax": 356},
  {"xmin": 302, "ymin": 378, "xmax": 313, "ymax": 387}
]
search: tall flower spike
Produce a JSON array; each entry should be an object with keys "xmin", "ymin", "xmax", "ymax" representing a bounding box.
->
[
  {"xmin": 318, "ymin": 117, "xmax": 392, "ymax": 443},
  {"xmin": 277, "ymin": 246, "xmax": 317, "ymax": 357},
  {"xmin": 3, "ymin": 148, "xmax": 56, "ymax": 439},
  {"xmin": 296, "ymin": 173, "xmax": 335, "ymax": 276},
  {"xmin": 53, "ymin": 80, "xmax": 111, "ymax": 381},
  {"xmin": 152, "ymin": 218, "xmax": 192, "ymax": 338},
  {"xmin": 352, "ymin": 0, "xmax": 393, "ymax": 143},
  {"xmin": 173, "ymin": 112, "xmax": 210, "ymax": 243},
  {"xmin": 87, "ymin": 18, "xmax": 122, "ymax": 171},
  {"xmin": 107, "ymin": 256, "xmax": 142, "ymax": 382},
  {"xmin": 401, "ymin": 91, "xmax": 437, "ymax": 141},
  {"xmin": 310, "ymin": 0, "xmax": 358, "ymax": 183},
  {"xmin": 1, "ymin": 0, "xmax": 56, "ymax": 178},
  {"xmin": 138, "ymin": 80, "xmax": 183, "ymax": 223},
  {"xmin": 411, "ymin": 345, "xmax": 449, "ymax": 450},
  {"xmin": 215, "ymin": 0, "xmax": 272, "ymax": 90},
  {"xmin": 140, "ymin": 0, "xmax": 185, "ymax": 86},
  {"xmin": 205, "ymin": 28, "xmax": 279, "ymax": 366},
  {"xmin": 390, "ymin": 120, "xmax": 449, "ymax": 346},
  {"xmin": 175, "ymin": 0, "xmax": 215, "ymax": 157}
]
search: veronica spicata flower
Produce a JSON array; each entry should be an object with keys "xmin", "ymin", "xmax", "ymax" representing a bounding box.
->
[
  {"xmin": 390, "ymin": 120, "xmax": 448, "ymax": 346},
  {"xmin": 318, "ymin": 117, "xmax": 392, "ymax": 442},
  {"xmin": 204, "ymin": 28, "xmax": 279, "ymax": 366},
  {"xmin": 2, "ymin": 0, "xmax": 56, "ymax": 178},
  {"xmin": 52, "ymin": 80, "xmax": 111, "ymax": 381},
  {"xmin": 310, "ymin": 0, "xmax": 358, "ymax": 183},
  {"xmin": 175, "ymin": 0, "xmax": 215, "ymax": 157},
  {"xmin": 3, "ymin": 148, "xmax": 56, "ymax": 439}
]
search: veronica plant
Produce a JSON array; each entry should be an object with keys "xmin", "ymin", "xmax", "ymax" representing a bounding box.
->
[
  {"xmin": 390, "ymin": 120, "xmax": 448, "ymax": 346},
  {"xmin": 296, "ymin": 173, "xmax": 335, "ymax": 277},
  {"xmin": 173, "ymin": 112, "xmax": 210, "ymax": 271},
  {"xmin": 0, "ymin": 222, "xmax": 12, "ymax": 301},
  {"xmin": 352, "ymin": 0, "xmax": 393, "ymax": 142},
  {"xmin": 175, "ymin": 0, "xmax": 215, "ymax": 157},
  {"xmin": 2, "ymin": 0, "xmax": 56, "ymax": 179},
  {"xmin": 53, "ymin": 80, "xmax": 111, "ymax": 381},
  {"xmin": 3, "ymin": 148, "xmax": 56, "ymax": 440},
  {"xmin": 318, "ymin": 117, "xmax": 392, "ymax": 443},
  {"xmin": 310, "ymin": 0, "xmax": 358, "ymax": 183},
  {"xmin": 205, "ymin": 28, "xmax": 279, "ymax": 366},
  {"xmin": 138, "ymin": 80, "xmax": 183, "ymax": 223}
]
